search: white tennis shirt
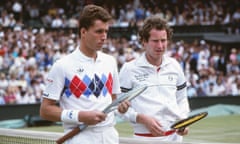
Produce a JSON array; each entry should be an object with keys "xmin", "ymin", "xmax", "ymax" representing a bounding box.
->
[
  {"xmin": 43, "ymin": 48, "xmax": 121, "ymax": 130},
  {"xmin": 119, "ymin": 52, "xmax": 190, "ymax": 140}
]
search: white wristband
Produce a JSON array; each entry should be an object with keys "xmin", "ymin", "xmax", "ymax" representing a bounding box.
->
[{"xmin": 61, "ymin": 110, "xmax": 79, "ymax": 124}]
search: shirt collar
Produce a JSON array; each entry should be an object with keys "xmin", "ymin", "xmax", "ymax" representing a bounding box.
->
[
  {"xmin": 135, "ymin": 52, "xmax": 171, "ymax": 68},
  {"xmin": 74, "ymin": 46, "xmax": 102, "ymax": 62}
]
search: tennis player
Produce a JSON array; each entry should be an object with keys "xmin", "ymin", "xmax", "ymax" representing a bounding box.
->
[
  {"xmin": 40, "ymin": 4, "xmax": 130, "ymax": 144},
  {"xmin": 118, "ymin": 15, "xmax": 190, "ymax": 142}
]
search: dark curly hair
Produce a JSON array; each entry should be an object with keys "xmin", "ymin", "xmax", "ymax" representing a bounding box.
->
[{"xmin": 139, "ymin": 15, "xmax": 173, "ymax": 43}]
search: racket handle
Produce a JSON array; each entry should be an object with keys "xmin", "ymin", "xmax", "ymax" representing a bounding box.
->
[
  {"xmin": 56, "ymin": 124, "xmax": 87, "ymax": 144},
  {"xmin": 178, "ymin": 127, "xmax": 185, "ymax": 132}
]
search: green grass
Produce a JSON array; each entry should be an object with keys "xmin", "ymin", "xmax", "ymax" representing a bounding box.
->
[
  {"xmin": 183, "ymin": 114, "xmax": 240, "ymax": 143},
  {"xmin": 21, "ymin": 115, "xmax": 240, "ymax": 143}
]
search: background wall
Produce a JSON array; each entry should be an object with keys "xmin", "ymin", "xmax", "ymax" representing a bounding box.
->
[{"xmin": 1, "ymin": 96, "xmax": 240, "ymax": 121}]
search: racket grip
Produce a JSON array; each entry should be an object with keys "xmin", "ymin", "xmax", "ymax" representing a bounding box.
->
[
  {"xmin": 56, "ymin": 124, "xmax": 87, "ymax": 144},
  {"xmin": 178, "ymin": 127, "xmax": 185, "ymax": 132}
]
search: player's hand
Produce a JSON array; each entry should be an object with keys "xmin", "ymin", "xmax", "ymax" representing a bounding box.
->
[
  {"xmin": 176, "ymin": 127, "xmax": 189, "ymax": 136},
  {"xmin": 78, "ymin": 111, "xmax": 107, "ymax": 125},
  {"xmin": 117, "ymin": 100, "xmax": 131, "ymax": 114},
  {"xmin": 137, "ymin": 114, "xmax": 165, "ymax": 136}
]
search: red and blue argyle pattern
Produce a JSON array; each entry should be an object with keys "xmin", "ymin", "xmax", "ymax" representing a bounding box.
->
[{"xmin": 63, "ymin": 73, "xmax": 113, "ymax": 98}]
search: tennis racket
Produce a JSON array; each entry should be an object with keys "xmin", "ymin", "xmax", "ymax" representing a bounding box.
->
[
  {"xmin": 56, "ymin": 85, "xmax": 148, "ymax": 144},
  {"xmin": 163, "ymin": 111, "xmax": 208, "ymax": 136}
]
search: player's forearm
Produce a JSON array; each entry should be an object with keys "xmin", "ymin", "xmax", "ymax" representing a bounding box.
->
[
  {"xmin": 116, "ymin": 107, "xmax": 138, "ymax": 123},
  {"xmin": 40, "ymin": 99, "xmax": 62, "ymax": 122},
  {"xmin": 136, "ymin": 113, "xmax": 148, "ymax": 124}
]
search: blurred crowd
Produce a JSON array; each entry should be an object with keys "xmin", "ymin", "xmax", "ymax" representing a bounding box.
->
[
  {"xmin": 0, "ymin": 0, "xmax": 240, "ymax": 105},
  {"xmin": 0, "ymin": 27, "xmax": 239, "ymax": 105},
  {"xmin": 0, "ymin": 0, "xmax": 240, "ymax": 32}
]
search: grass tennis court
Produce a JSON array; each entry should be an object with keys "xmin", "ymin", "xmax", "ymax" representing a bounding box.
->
[{"xmin": 21, "ymin": 114, "xmax": 240, "ymax": 143}]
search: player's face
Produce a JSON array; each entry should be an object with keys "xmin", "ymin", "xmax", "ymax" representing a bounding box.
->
[
  {"xmin": 143, "ymin": 28, "xmax": 168, "ymax": 65},
  {"xmin": 81, "ymin": 20, "xmax": 109, "ymax": 52}
]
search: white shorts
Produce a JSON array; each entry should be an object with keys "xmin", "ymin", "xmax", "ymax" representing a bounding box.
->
[{"xmin": 65, "ymin": 126, "xmax": 119, "ymax": 144}]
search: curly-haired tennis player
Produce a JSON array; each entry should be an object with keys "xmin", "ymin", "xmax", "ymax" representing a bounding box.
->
[{"xmin": 118, "ymin": 15, "xmax": 190, "ymax": 142}]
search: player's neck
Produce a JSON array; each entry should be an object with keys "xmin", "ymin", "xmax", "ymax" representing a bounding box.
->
[
  {"xmin": 145, "ymin": 53, "xmax": 162, "ymax": 67},
  {"xmin": 79, "ymin": 46, "xmax": 97, "ymax": 60}
]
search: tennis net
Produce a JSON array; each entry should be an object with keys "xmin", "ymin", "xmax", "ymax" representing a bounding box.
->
[
  {"xmin": 0, "ymin": 128, "xmax": 193, "ymax": 144},
  {"xmin": 0, "ymin": 128, "xmax": 61, "ymax": 144}
]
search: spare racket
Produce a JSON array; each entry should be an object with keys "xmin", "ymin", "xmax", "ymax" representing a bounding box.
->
[
  {"xmin": 56, "ymin": 85, "xmax": 148, "ymax": 144},
  {"xmin": 163, "ymin": 111, "xmax": 208, "ymax": 136}
]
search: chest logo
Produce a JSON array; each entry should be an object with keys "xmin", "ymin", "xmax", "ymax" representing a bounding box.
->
[
  {"xmin": 135, "ymin": 73, "xmax": 149, "ymax": 82},
  {"xmin": 168, "ymin": 75, "xmax": 174, "ymax": 81},
  {"xmin": 76, "ymin": 68, "xmax": 84, "ymax": 73}
]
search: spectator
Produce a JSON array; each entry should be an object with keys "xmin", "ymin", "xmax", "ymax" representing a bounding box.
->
[
  {"xmin": 187, "ymin": 81, "xmax": 198, "ymax": 97},
  {"xmin": 12, "ymin": 0, "xmax": 23, "ymax": 21},
  {"xmin": 214, "ymin": 76, "xmax": 227, "ymax": 96},
  {"xmin": 205, "ymin": 82, "xmax": 218, "ymax": 96},
  {"xmin": 67, "ymin": 16, "xmax": 79, "ymax": 28},
  {"xmin": 51, "ymin": 15, "xmax": 64, "ymax": 28},
  {"xmin": 229, "ymin": 48, "xmax": 238, "ymax": 63},
  {"xmin": 4, "ymin": 86, "xmax": 18, "ymax": 104},
  {"xmin": 0, "ymin": 10, "xmax": 11, "ymax": 27},
  {"xmin": 28, "ymin": 4, "xmax": 40, "ymax": 19},
  {"xmin": 0, "ymin": 90, "xmax": 6, "ymax": 105},
  {"xmin": 0, "ymin": 72, "xmax": 8, "ymax": 90},
  {"xmin": 227, "ymin": 77, "xmax": 240, "ymax": 96}
]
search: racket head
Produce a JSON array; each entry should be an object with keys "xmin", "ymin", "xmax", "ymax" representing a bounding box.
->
[
  {"xmin": 103, "ymin": 85, "xmax": 148, "ymax": 113},
  {"xmin": 125, "ymin": 85, "xmax": 148, "ymax": 101},
  {"xmin": 170, "ymin": 111, "xmax": 208, "ymax": 130}
]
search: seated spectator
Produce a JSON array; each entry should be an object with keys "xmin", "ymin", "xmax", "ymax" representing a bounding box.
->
[
  {"xmin": 51, "ymin": 15, "xmax": 64, "ymax": 28},
  {"xmin": 67, "ymin": 16, "xmax": 78, "ymax": 28},
  {"xmin": 16, "ymin": 87, "xmax": 36, "ymax": 104},
  {"xmin": 205, "ymin": 82, "xmax": 218, "ymax": 96},
  {"xmin": 0, "ymin": 90, "xmax": 5, "ymax": 105},
  {"xmin": 4, "ymin": 86, "xmax": 18, "ymax": 104},
  {"xmin": 187, "ymin": 82, "xmax": 198, "ymax": 97},
  {"xmin": 0, "ymin": 72, "xmax": 8, "ymax": 90},
  {"xmin": 214, "ymin": 76, "xmax": 227, "ymax": 96},
  {"xmin": 229, "ymin": 77, "xmax": 240, "ymax": 96}
]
